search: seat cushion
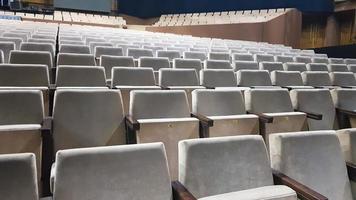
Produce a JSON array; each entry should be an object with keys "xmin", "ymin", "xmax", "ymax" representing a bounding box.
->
[{"xmin": 199, "ymin": 185, "xmax": 297, "ymax": 200}]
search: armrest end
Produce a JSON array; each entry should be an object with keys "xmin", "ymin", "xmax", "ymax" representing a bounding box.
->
[
  {"xmin": 125, "ymin": 115, "xmax": 140, "ymax": 131},
  {"xmin": 336, "ymin": 108, "xmax": 356, "ymax": 117},
  {"xmin": 172, "ymin": 181, "xmax": 197, "ymax": 200},
  {"xmin": 41, "ymin": 117, "xmax": 53, "ymax": 133},
  {"xmin": 347, "ymin": 162, "xmax": 356, "ymax": 182},
  {"xmin": 247, "ymin": 112, "xmax": 274, "ymax": 123},
  {"xmin": 191, "ymin": 113, "xmax": 214, "ymax": 127},
  {"xmin": 295, "ymin": 110, "xmax": 322, "ymax": 120}
]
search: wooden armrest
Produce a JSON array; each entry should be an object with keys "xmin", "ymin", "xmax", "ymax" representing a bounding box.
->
[
  {"xmin": 191, "ymin": 113, "xmax": 214, "ymax": 127},
  {"xmin": 125, "ymin": 115, "xmax": 140, "ymax": 131},
  {"xmin": 172, "ymin": 181, "xmax": 197, "ymax": 200},
  {"xmin": 347, "ymin": 162, "xmax": 356, "ymax": 182},
  {"xmin": 295, "ymin": 110, "xmax": 322, "ymax": 120},
  {"xmin": 273, "ymin": 170, "xmax": 328, "ymax": 200},
  {"xmin": 336, "ymin": 108, "xmax": 356, "ymax": 117},
  {"xmin": 247, "ymin": 112, "xmax": 274, "ymax": 123}
]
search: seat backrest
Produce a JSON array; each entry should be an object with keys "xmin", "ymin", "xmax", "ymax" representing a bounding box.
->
[
  {"xmin": 348, "ymin": 65, "xmax": 356, "ymax": 73},
  {"xmin": 3, "ymin": 32, "xmax": 27, "ymax": 42},
  {"xmin": 20, "ymin": 42, "xmax": 55, "ymax": 58},
  {"xmin": 254, "ymin": 54, "xmax": 274, "ymax": 62},
  {"xmin": 237, "ymin": 70, "xmax": 272, "ymax": 86},
  {"xmin": 232, "ymin": 53, "xmax": 254, "ymax": 61},
  {"xmin": 331, "ymin": 88, "xmax": 356, "ymax": 111},
  {"xmin": 89, "ymin": 42, "xmax": 112, "ymax": 54},
  {"xmin": 111, "ymin": 67, "xmax": 156, "ymax": 87},
  {"xmin": 94, "ymin": 47, "xmax": 123, "ymax": 58},
  {"xmin": 275, "ymin": 55, "xmax": 294, "ymax": 63},
  {"xmin": 259, "ymin": 62, "xmax": 284, "ymax": 72},
  {"xmin": 0, "ymin": 37, "xmax": 22, "ymax": 50},
  {"xmin": 233, "ymin": 61, "xmax": 259, "ymax": 71},
  {"xmin": 173, "ymin": 58, "xmax": 202, "ymax": 72},
  {"xmin": 0, "ymin": 153, "xmax": 39, "ymax": 200},
  {"xmin": 208, "ymin": 52, "xmax": 230, "ymax": 61},
  {"xmin": 270, "ymin": 131, "xmax": 352, "ymax": 200},
  {"xmin": 59, "ymin": 45, "xmax": 90, "ymax": 54},
  {"xmin": 60, "ymin": 40, "xmax": 85, "ymax": 46},
  {"xmin": 284, "ymin": 62, "xmax": 307, "ymax": 72},
  {"xmin": 307, "ymin": 63, "xmax": 328, "ymax": 71},
  {"xmin": 200, "ymin": 69, "xmax": 237, "ymax": 87},
  {"xmin": 301, "ymin": 71, "xmax": 332, "ymax": 86},
  {"xmin": 330, "ymin": 72, "xmax": 356, "ymax": 86},
  {"xmin": 139, "ymin": 57, "xmax": 170, "ymax": 71},
  {"xmin": 344, "ymin": 59, "xmax": 356, "ymax": 65},
  {"xmin": 328, "ymin": 64, "xmax": 349, "ymax": 72},
  {"xmin": 294, "ymin": 56, "xmax": 312, "ymax": 64},
  {"xmin": 245, "ymin": 89, "xmax": 293, "ymax": 113},
  {"xmin": 0, "ymin": 90, "xmax": 44, "ymax": 125},
  {"xmin": 157, "ymin": 50, "xmax": 181, "ymax": 61},
  {"xmin": 0, "ymin": 64, "xmax": 49, "ymax": 87},
  {"xmin": 204, "ymin": 60, "xmax": 232, "ymax": 70},
  {"xmin": 0, "ymin": 41, "xmax": 15, "ymax": 63},
  {"xmin": 100, "ymin": 55, "xmax": 135, "ymax": 79},
  {"xmin": 53, "ymin": 143, "xmax": 172, "ymax": 200},
  {"xmin": 192, "ymin": 89, "xmax": 246, "ymax": 116},
  {"xmin": 329, "ymin": 58, "xmax": 344, "ymax": 64},
  {"xmin": 183, "ymin": 51, "xmax": 207, "ymax": 61},
  {"xmin": 128, "ymin": 48, "xmax": 153, "ymax": 59},
  {"xmin": 10, "ymin": 50, "xmax": 53, "ymax": 69},
  {"xmin": 271, "ymin": 70, "xmax": 303, "ymax": 86},
  {"xmin": 290, "ymin": 89, "xmax": 335, "ymax": 130},
  {"xmin": 56, "ymin": 66, "xmax": 106, "ymax": 87},
  {"xmin": 53, "ymin": 89, "xmax": 125, "ymax": 152},
  {"xmin": 159, "ymin": 68, "xmax": 198, "ymax": 86},
  {"xmin": 130, "ymin": 90, "xmax": 190, "ymax": 119},
  {"xmin": 312, "ymin": 57, "xmax": 329, "ymax": 64},
  {"xmin": 179, "ymin": 135, "xmax": 273, "ymax": 198},
  {"xmin": 57, "ymin": 53, "xmax": 96, "ymax": 66}
]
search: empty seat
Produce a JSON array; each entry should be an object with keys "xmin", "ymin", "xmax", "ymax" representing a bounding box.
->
[
  {"xmin": 192, "ymin": 89, "xmax": 259, "ymax": 137},
  {"xmin": 294, "ymin": 56, "xmax": 312, "ymax": 64},
  {"xmin": 254, "ymin": 54, "xmax": 274, "ymax": 62},
  {"xmin": 139, "ymin": 57, "xmax": 170, "ymax": 71},
  {"xmin": 3, "ymin": 32, "xmax": 28, "ymax": 42},
  {"xmin": 127, "ymin": 90, "xmax": 199, "ymax": 179},
  {"xmin": 20, "ymin": 42, "xmax": 55, "ymax": 58},
  {"xmin": 0, "ymin": 37, "xmax": 22, "ymax": 50},
  {"xmin": 144, "ymin": 46, "xmax": 164, "ymax": 56},
  {"xmin": 89, "ymin": 42, "xmax": 112, "ymax": 54},
  {"xmin": 245, "ymin": 88, "xmax": 307, "ymax": 143},
  {"xmin": 59, "ymin": 45, "xmax": 90, "ymax": 54},
  {"xmin": 204, "ymin": 60, "xmax": 232, "ymax": 69},
  {"xmin": 208, "ymin": 52, "xmax": 230, "ymax": 61},
  {"xmin": 237, "ymin": 70, "xmax": 273, "ymax": 87},
  {"xmin": 59, "ymin": 40, "xmax": 85, "ymax": 46},
  {"xmin": 157, "ymin": 50, "xmax": 181, "ymax": 61},
  {"xmin": 0, "ymin": 42, "xmax": 15, "ymax": 63},
  {"xmin": 55, "ymin": 66, "xmax": 107, "ymax": 87},
  {"xmin": 0, "ymin": 64, "xmax": 49, "ymax": 87},
  {"xmin": 232, "ymin": 53, "xmax": 254, "ymax": 61},
  {"xmin": 331, "ymin": 88, "xmax": 356, "ymax": 128},
  {"xmin": 330, "ymin": 72, "xmax": 356, "ymax": 87},
  {"xmin": 85, "ymin": 37, "xmax": 105, "ymax": 45},
  {"xmin": 290, "ymin": 89, "xmax": 336, "ymax": 130},
  {"xmin": 312, "ymin": 57, "xmax": 329, "ymax": 64},
  {"xmin": 259, "ymin": 62, "xmax": 284, "ymax": 72},
  {"xmin": 52, "ymin": 143, "xmax": 172, "ymax": 200},
  {"xmin": 94, "ymin": 47, "xmax": 123, "ymax": 58},
  {"xmin": 275, "ymin": 55, "xmax": 294, "ymax": 63},
  {"xmin": 179, "ymin": 136, "xmax": 297, "ymax": 200},
  {"xmin": 100, "ymin": 55, "xmax": 135, "ymax": 80},
  {"xmin": 57, "ymin": 53, "xmax": 96, "ymax": 66},
  {"xmin": 348, "ymin": 65, "xmax": 356, "ymax": 73},
  {"xmin": 328, "ymin": 64, "xmax": 349, "ymax": 72},
  {"xmin": 117, "ymin": 44, "xmax": 140, "ymax": 56},
  {"xmin": 345, "ymin": 59, "xmax": 356, "ymax": 65},
  {"xmin": 329, "ymin": 58, "xmax": 344, "ymax": 64},
  {"xmin": 32, "ymin": 34, "xmax": 56, "ymax": 40},
  {"xmin": 233, "ymin": 61, "xmax": 259, "ymax": 71},
  {"xmin": 302, "ymin": 71, "xmax": 332, "ymax": 87},
  {"xmin": 112, "ymin": 67, "xmax": 160, "ymax": 113},
  {"xmin": 306, "ymin": 63, "xmax": 328, "ymax": 71},
  {"xmin": 173, "ymin": 58, "xmax": 202, "ymax": 73},
  {"xmin": 200, "ymin": 69, "xmax": 237, "ymax": 88},
  {"xmin": 270, "ymin": 131, "xmax": 353, "ymax": 200},
  {"xmin": 284, "ymin": 62, "xmax": 307, "ymax": 72},
  {"xmin": 271, "ymin": 71, "xmax": 307, "ymax": 87},
  {"xmin": 10, "ymin": 50, "xmax": 53, "ymax": 70},
  {"xmin": 128, "ymin": 48, "xmax": 154, "ymax": 59},
  {"xmin": 183, "ymin": 51, "xmax": 207, "ymax": 61},
  {"xmin": 0, "ymin": 153, "xmax": 39, "ymax": 200}
]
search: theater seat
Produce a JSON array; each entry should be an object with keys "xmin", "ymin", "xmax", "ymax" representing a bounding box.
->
[
  {"xmin": 312, "ymin": 57, "xmax": 329, "ymax": 64},
  {"xmin": 20, "ymin": 42, "xmax": 55, "ymax": 59},
  {"xmin": 173, "ymin": 58, "xmax": 202, "ymax": 75},
  {"xmin": 254, "ymin": 54, "xmax": 274, "ymax": 62},
  {"xmin": 200, "ymin": 69, "xmax": 237, "ymax": 88},
  {"xmin": 183, "ymin": 51, "xmax": 207, "ymax": 61},
  {"xmin": 10, "ymin": 50, "xmax": 53, "ymax": 69},
  {"xmin": 307, "ymin": 63, "xmax": 328, "ymax": 71},
  {"xmin": 57, "ymin": 53, "xmax": 96, "ymax": 66},
  {"xmin": 270, "ymin": 131, "xmax": 353, "ymax": 200},
  {"xmin": 294, "ymin": 56, "xmax": 312, "ymax": 64},
  {"xmin": 157, "ymin": 50, "xmax": 181, "ymax": 61},
  {"xmin": 329, "ymin": 58, "xmax": 345, "ymax": 64},
  {"xmin": 55, "ymin": 66, "xmax": 107, "ymax": 87},
  {"xmin": 204, "ymin": 60, "xmax": 232, "ymax": 69},
  {"xmin": 328, "ymin": 64, "xmax": 349, "ymax": 72},
  {"xmin": 100, "ymin": 55, "xmax": 135, "ymax": 81},
  {"xmin": 94, "ymin": 47, "xmax": 123, "ymax": 58},
  {"xmin": 275, "ymin": 55, "xmax": 294, "ymax": 63},
  {"xmin": 236, "ymin": 70, "xmax": 274, "ymax": 87},
  {"xmin": 127, "ymin": 90, "xmax": 199, "ymax": 179},
  {"xmin": 128, "ymin": 48, "xmax": 153, "ymax": 59},
  {"xmin": 302, "ymin": 71, "xmax": 333, "ymax": 87},
  {"xmin": 259, "ymin": 62, "xmax": 284, "ymax": 72},
  {"xmin": 330, "ymin": 72, "xmax": 356, "ymax": 87},
  {"xmin": 208, "ymin": 52, "xmax": 230, "ymax": 61},
  {"xmin": 0, "ymin": 41, "xmax": 15, "ymax": 63},
  {"xmin": 59, "ymin": 45, "xmax": 90, "ymax": 54},
  {"xmin": 345, "ymin": 59, "xmax": 356, "ymax": 65},
  {"xmin": 0, "ymin": 153, "xmax": 39, "ymax": 200},
  {"xmin": 331, "ymin": 88, "xmax": 356, "ymax": 128},
  {"xmin": 179, "ymin": 136, "xmax": 297, "ymax": 200},
  {"xmin": 232, "ymin": 53, "xmax": 254, "ymax": 61},
  {"xmin": 233, "ymin": 61, "xmax": 259, "ymax": 71},
  {"xmin": 270, "ymin": 71, "xmax": 310, "ymax": 89},
  {"xmin": 0, "ymin": 37, "xmax": 22, "ymax": 50},
  {"xmin": 283, "ymin": 62, "xmax": 307, "ymax": 72},
  {"xmin": 52, "ymin": 143, "xmax": 172, "ymax": 200}
]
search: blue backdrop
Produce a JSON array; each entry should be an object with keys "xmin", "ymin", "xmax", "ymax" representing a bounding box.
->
[{"xmin": 118, "ymin": 0, "xmax": 334, "ymax": 18}]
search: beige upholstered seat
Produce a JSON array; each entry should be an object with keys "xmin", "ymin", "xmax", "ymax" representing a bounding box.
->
[
  {"xmin": 254, "ymin": 54, "xmax": 274, "ymax": 62},
  {"xmin": 128, "ymin": 48, "xmax": 154, "ymax": 59},
  {"xmin": 283, "ymin": 62, "xmax": 307, "ymax": 72},
  {"xmin": 294, "ymin": 56, "xmax": 312, "ymax": 64},
  {"xmin": 200, "ymin": 69, "xmax": 237, "ymax": 88},
  {"xmin": 183, "ymin": 51, "xmax": 207, "ymax": 61},
  {"xmin": 328, "ymin": 64, "xmax": 349, "ymax": 72},
  {"xmin": 259, "ymin": 62, "xmax": 284, "ymax": 72},
  {"xmin": 157, "ymin": 50, "xmax": 181, "ymax": 61},
  {"xmin": 57, "ymin": 53, "xmax": 96, "ymax": 66},
  {"xmin": 271, "ymin": 71, "xmax": 307, "ymax": 87},
  {"xmin": 208, "ymin": 52, "xmax": 230, "ymax": 61},
  {"xmin": 233, "ymin": 61, "xmax": 259, "ymax": 71},
  {"xmin": 94, "ymin": 47, "xmax": 123, "ymax": 58},
  {"xmin": 236, "ymin": 70, "xmax": 273, "ymax": 87},
  {"xmin": 10, "ymin": 50, "xmax": 53, "ymax": 69},
  {"xmin": 307, "ymin": 63, "xmax": 328, "ymax": 71},
  {"xmin": 204, "ymin": 60, "xmax": 232, "ymax": 69},
  {"xmin": 173, "ymin": 58, "xmax": 202, "ymax": 75},
  {"xmin": 275, "ymin": 55, "xmax": 294, "ymax": 63},
  {"xmin": 55, "ymin": 66, "xmax": 107, "ymax": 87},
  {"xmin": 20, "ymin": 42, "xmax": 55, "ymax": 58},
  {"xmin": 232, "ymin": 53, "xmax": 254, "ymax": 61},
  {"xmin": 330, "ymin": 72, "xmax": 356, "ymax": 87}
]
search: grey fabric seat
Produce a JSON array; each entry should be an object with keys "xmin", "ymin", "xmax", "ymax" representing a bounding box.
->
[
  {"xmin": 32, "ymin": 34, "xmax": 56, "ymax": 40},
  {"xmin": 10, "ymin": 50, "xmax": 53, "ymax": 69},
  {"xmin": 236, "ymin": 70, "xmax": 273, "ymax": 87},
  {"xmin": 233, "ymin": 61, "xmax": 259, "ymax": 71},
  {"xmin": 129, "ymin": 90, "xmax": 199, "ymax": 179},
  {"xmin": 271, "ymin": 71, "xmax": 307, "ymax": 87},
  {"xmin": 94, "ymin": 47, "xmax": 123, "ymax": 58},
  {"xmin": 100, "ymin": 55, "xmax": 135, "ymax": 80},
  {"xmin": 331, "ymin": 88, "xmax": 356, "ymax": 128},
  {"xmin": 179, "ymin": 135, "xmax": 297, "ymax": 200},
  {"xmin": 139, "ymin": 57, "xmax": 170, "ymax": 71},
  {"xmin": 3, "ymin": 32, "xmax": 28, "ymax": 42},
  {"xmin": 0, "ymin": 64, "xmax": 49, "ymax": 87},
  {"xmin": 173, "ymin": 58, "xmax": 202, "ymax": 74},
  {"xmin": 59, "ymin": 40, "xmax": 85, "ymax": 46},
  {"xmin": 157, "ymin": 50, "xmax": 181, "ymax": 61},
  {"xmin": 254, "ymin": 54, "xmax": 275, "ymax": 62},
  {"xmin": 345, "ymin": 59, "xmax": 356, "ymax": 65},
  {"xmin": 59, "ymin": 45, "xmax": 90, "ymax": 54},
  {"xmin": 192, "ymin": 89, "xmax": 259, "ymax": 137},
  {"xmin": 112, "ymin": 67, "xmax": 160, "ymax": 113},
  {"xmin": 204, "ymin": 60, "xmax": 232, "ymax": 69},
  {"xmin": 329, "ymin": 58, "xmax": 345, "ymax": 64},
  {"xmin": 330, "ymin": 72, "xmax": 356, "ymax": 86},
  {"xmin": 306, "ymin": 63, "xmax": 328, "ymax": 71},
  {"xmin": 328, "ymin": 64, "xmax": 349, "ymax": 72},
  {"xmin": 117, "ymin": 44, "xmax": 140, "ymax": 56},
  {"xmin": 270, "ymin": 131, "xmax": 353, "ymax": 200},
  {"xmin": 294, "ymin": 56, "xmax": 312, "ymax": 64},
  {"xmin": 200, "ymin": 69, "xmax": 237, "ymax": 88},
  {"xmin": 232, "ymin": 53, "xmax": 254, "ymax": 61},
  {"xmin": 259, "ymin": 62, "xmax": 284, "ymax": 72},
  {"xmin": 208, "ymin": 52, "xmax": 230, "ymax": 61},
  {"xmin": 52, "ymin": 143, "xmax": 172, "ymax": 200},
  {"xmin": 0, "ymin": 42, "xmax": 15, "ymax": 63},
  {"xmin": 144, "ymin": 46, "xmax": 164, "ymax": 56},
  {"xmin": 20, "ymin": 42, "xmax": 55, "ymax": 58},
  {"xmin": 183, "ymin": 51, "xmax": 207, "ymax": 61},
  {"xmin": 85, "ymin": 37, "xmax": 106, "ymax": 45},
  {"xmin": 290, "ymin": 89, "xmax": 336, "ymax": 130},
  {"xmin": 283, "ymin": 62, "xmax": 307, "ymax": 72},
  {"xmin": 89, "ymin": 42, "xmax": 112, "ymax": 54},
  {"xmin": 0, "ymin": 153, "xmax": 39, "ymax": 200},
  {"xmin": 57, "ymin": 53, "xmax": 96, "ymax": 66},
  {"xmin": 348, "ymin": 65, "xmax": 356, "ymax": 73},
  {"xmin": 301, "ymin": 71, "xmax": 332, "ymax": 87},
  {"xmin": 312, "ymin": 57, "xmax": 329, "ymax": 64},
  {"xmin": 275, "ymin": 55, "xmax": 294, "ymax": 63},
  {"xmin": 128, "ymin": 48, "xmax": 154, "ymax": 59},
  {"xmin": 0, "ymin": 37, "xmax": 22, "ymax": 50},
  {"xmin": 56, "ymin": 66, "xmax": 107, "ymax": 87}
]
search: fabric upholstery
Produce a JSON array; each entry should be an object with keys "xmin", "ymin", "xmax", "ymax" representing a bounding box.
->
[
  {"xmin": 330, "ymin": 72, "xmax": 356, "ymax": 86},
  {"xmin": 59, "ymin": 45, "xmax": 90, "ymax": 54},
  {"xmin": 301, "ymin": 71, "xmax": 332, "ymax": 86},
  {"xmin": 139, "ymin": 57, "xmax": 170, "ymax": 71},
  {"xmin": 3, "ymin": 32, "xmax": 27, "ymax": 42},
  {"xmin": 275, "ymin": 55, "xmax": 294, "ymax": 63},
  {"xmin": 312, "ymin": 57, "xmax": 329, "ymax": 64},
  {"xmin": 0, "ymin": 37, "xmax": 22, "ymax": 49},
  {"xmin": 89, "ymin": 42, "xmax": 112, "ymax": 54},
  {"xmin": 328, "ymin": 64, "xmax": 349, "ymax": 72},
  {"xmin": 233, "ymin": 61, "xmax": 259, "ymax": 71},
  {"xmin": 159, "ymin": 68, "xmax": 199, "ymax": 86},
  {"xmin": 200, "ymin": 69, "xmax": 237, "ymax": 88},
  {"xmin": 259, "ymin": 62, "xmax": 284, "ymax": 72},
  {"xmin": 10, "ymin": 50, "xmax": 53, "ymax": 69},
  {"xmin": 271, "ymin": 71, "xmax": 303, "ymax": 86},
  {"xmin": 348, "ymin": 65, "xmax": 356, "ymax": 73},
  {"xmin": 127, "ymin": 48, "xmax": 153, "ymax": 59},
  {"xmin": 254, "ymin": 54, "xmax": 274, "ymax": 62},
  {"xmin": 204, "ymin": 60, "xmax": 232, "ymax": 69},
  {"xmin": 111, "ymin": 67, "xmax": 156, "ymax": 87},
  {"xmin": 283, "ymin": 63, "xmax": 307, "ymax": 72},
  {"xmin": 100, "ymin": 55, "xmax": 135, "ymax": 79},
  {"xmin": 184, "ymin": 51, "xmax": 207, "ymax": 61},
  {"xmin": 94, "ymin": 47, "xmax": 123, "ymax": 58},
  {"xmin": 329, "ymin": 58, "xmax": 345, "ymax": 64},
  {"xmin": 345, "ymin": 59, "xmax": 356, "ymax": 65},
  {"xmin": 294, "ymin": 56, "xmax": 312, "ymax": 64},
  {"xmin": 52, "ymin": 89, "xmax": 125, "ymax": 152},
  {"xmin": 232, "ymin": 53, "xmax": 254, "ymax": 61},
  {"xmin": 57, "ymin": 53, "xmax": 96, "ymax": 66},
  {"xmin": 53, "ymin": 143, "xmax": 172, "ymax": 200},
  {"xmin": 208, "ymin": 52, "xmax": 230, "ymax": 61},
  {"xmin": 20, "ymin": 42, "xmax": 55, "ymax": 58},
  {"xmin": 245, "ymin": 89, "xmax": 293, "ymax": 113},
  {"xmin": 270, "ymin": 131, "xmax": 353, "ymax": 200},
  {"xmin": 306, "ymin": 63, "xmax": 328, "ymax": 71},
  {"xmin": 173, "ymin": 58, "xmax": 202, "ymax": 73},
  {"xmin": 157, "ymin": 50, "xmax": 181, "ymax": 61},
  {"xmin": 237, "ymin": 70, "xmax": 272, "ymax": 86},
  {"xmin": 0, "ymin": 64, "xmax": 49, "ymax": 86},
  {"xmin": 56, "ymin": 66, "xmax": 106, "ymax": 87}
]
